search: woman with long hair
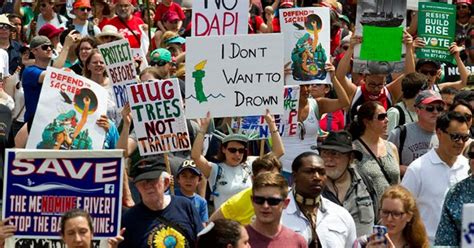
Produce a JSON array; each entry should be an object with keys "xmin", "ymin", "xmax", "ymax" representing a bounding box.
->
[
  {"xmin": 349, "ymin": 101, "xmax": 400, "ymax": 202},
  {"xmin": 366, "ymin": 185, "xmax": 429, "ymax": 248},
  {"xmin": 70, "ymin": 36, "xmax": 98, "ymax": 75},
  {"xmin": 191, "ymin": 110, "xmax": 284, "ymax": 209}
]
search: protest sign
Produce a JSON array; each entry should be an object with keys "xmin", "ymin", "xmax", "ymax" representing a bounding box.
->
[
  {"xmin": 416, "ymin": 2, "xmax": 456, "ymax": 63},
  {"xmin": 407, "ymin": 0, "xmax": 452, "ymax": 10},
  {"xmin": 360, "ymin": 25, "xmax": 403, "ymax": 61},
  {"xmin": 185, "ymin": 34, "xmax": 284, "ymax": 118},
  {"xmin": 232, "ymin": 86, "xmax": 300, "ymax": 139},
  {"xmin": 280, "ymin": 7, "xmax": 331, "ymax": 85},
  {"xmin": 2, "ymin": 149, "xmax": 124, "ymax": 239},
  {"xmin": 127, "ymin": 79, "xmax": 190, "ymax": 156},
  {"xmin": 98, "ymin": 39, "xmax": 137, "ymax": 108},
  {"xmin": 192, "ymin": 0, "xmax": 248, "ymax": 36},
  {"xmin": 462, "ymin": 203, "xmax": 474, "ymax": 247},
  {"xmin": 353, "ymin": 0, "xmax": 407, "ymax": 74},
  {"xmin": 26, "ymin": 67, "xmax": 107, "ymax": 150}
]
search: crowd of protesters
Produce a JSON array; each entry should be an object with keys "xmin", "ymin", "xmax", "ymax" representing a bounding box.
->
[{"xmin": 0, "ymin": 0, "xmax": 473, "ymax": 247}]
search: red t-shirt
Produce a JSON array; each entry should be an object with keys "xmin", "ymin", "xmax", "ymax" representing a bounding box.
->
[
  {"xmin": 272, "ymin": 17, "xmax": 281, "ymax": 33},
  {"xmin": 105, "ymin": 16, "xmax": 144, "ymax": 48},
  {"xmin": 320, "ymin": 109, "xmax": 345, "ymax": 132},
  {"xmin": 246, "ymin": 225, "xmax": 307, "ymax": 248},
  {"xmin": 248, "ymin": 15, "xmax": 264, "ymax": 34},
  {"xmin": 98, "ymin": 17, "xmax": 111, "ymax": 30},
  {"xmin": 154, "ymin": 2, "xmax": 185, "ymax": 23}
]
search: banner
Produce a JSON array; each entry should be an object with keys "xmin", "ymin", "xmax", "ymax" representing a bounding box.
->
[
  {"xmin": 280, "ymin": 7, "xmax": 331, "ymax": 85},
  {"xmin": 2, "ymin": 149, "xmax": 123, "ymax": 239},
  {"xmin": 462, "ymin": 203, "xmax": 474, "ymax": 247},
  {"xmin": 127, "ymin": 79, "xmax": 191, "ymax": 156},
  {"xmin": 416, "ymin": 2, "xmax": 456, "ymax": 63},
  {"xmin": 232, "ymin": 86, "xmax": 300, "ymax": 139},
  {"xmin": 407, "ymin": 0, "xmax": 452, "ymax": 10},
  {"xmin": 185, "ymin": 34, "xmax": 284, "ymax": 118},
  {"xmin": 26, "ymin": 67, "xmax": 107, "ymax": 150},
  {"xmin": 98, "ymin": 39, "xmax": 137, "ymax": 108},
  {"xmin": 192, "ymin": 0, "xmax": 248, "ymax": 36},
  {"xmin": 353, "ymin": 0, "xmax": 407, "ymax": 74}
]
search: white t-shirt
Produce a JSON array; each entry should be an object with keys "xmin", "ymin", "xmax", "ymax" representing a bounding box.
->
[
  {"xmin": 0, "ymin": 49, "xmax": 9, "ymax": 77},
  {"xmin": 208, "ymin": 157, "xmax": 256, "ymax": 209},
  {"xmin": 73, "ymin": 20, "xmax": 101, "ymax": 37},
  {"xmin": 33, "ymin": 13, "xmax": 68, "ymax": 36},
  {"xmin": 402, "ymin": 149, "xmax": 469, "ymax": 244}
]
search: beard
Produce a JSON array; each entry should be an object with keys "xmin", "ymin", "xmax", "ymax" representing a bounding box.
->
[{"xmin": 326, "ymin": 167, "xmax": 346, "ymax": 180}]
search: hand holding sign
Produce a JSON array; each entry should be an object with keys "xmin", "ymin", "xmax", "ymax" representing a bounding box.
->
[
  {"xmin": 107, "ymin": 227, "xmax": 125, "ymax": 248},
  {"xmin": 0, "ymin": 217, "xmax": 17, "ymax": 243}
]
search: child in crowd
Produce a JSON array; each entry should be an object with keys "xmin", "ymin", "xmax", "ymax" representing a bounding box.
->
[{"xmin": 176, "ymin": 159, "xmax": 208, "ymax": 225}]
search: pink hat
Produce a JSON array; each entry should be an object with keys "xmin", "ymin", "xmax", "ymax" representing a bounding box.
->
[
  {"xmin": 456, "ymin": 0, "xmax": 472, "ymax": 4},
  {"xmin": 280, "ymin": 0, "xmax": 294, "ymax": 8},
  {"xmin": 162, "ymin": 11, "xmax": 180, "ymax": 22},
  {"xmin": 38, "ymin": 23, "xmax": 64, "ymax": 39}
]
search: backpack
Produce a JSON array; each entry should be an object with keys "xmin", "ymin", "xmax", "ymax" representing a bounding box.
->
[
  {"xmin": 66, "ymin": 19, "xmax": 95, "ymax": 36},
  {"xmin": 394, "ymin": 105, "xmax": 406, "ymax": 126}
]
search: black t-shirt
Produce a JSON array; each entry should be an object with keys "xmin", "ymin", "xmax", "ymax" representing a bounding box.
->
[{"xmin": 119, "ymin": 196, "xmax": 203, "ymax": 248}]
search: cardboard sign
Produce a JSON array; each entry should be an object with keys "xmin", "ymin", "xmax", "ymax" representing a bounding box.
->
[
  {"xmin": 26, "ymin": 67, "xmax": 107, "ymax": 150},
  {"xmin": 127, "ymin": 79, "xmax": 191, "ymax": 156},
  {"xmin": 416, "ymin": 2, "xmax": 456, "ymax": 63},
  {"xmin": 280, "ymin": 7, "xmax": 331, "ymax": 85},
  {"xmin": 462, "ymin": 203, "xmax": 474, "ymax": 247},
  {"xmin": 98, "ymin": 39, "xmax": 137, "ymax": 108},
  {"xmin": 353, "ymin": 0, "xmax": 407, "ymax": 74},
  {"xmin": 232, "ymin": 86, "xmax": 300, "ymax": 139},
  {"xmin": 185, "ymin": 34, "xmax": 284, "ymax": 118},
  {"xmin": 2, "ymin": 149, "xmax": 124, "ymax": 239},
  {"xmin": 192, "ymin": 0, "xmax": 248, "ymax": 36}
]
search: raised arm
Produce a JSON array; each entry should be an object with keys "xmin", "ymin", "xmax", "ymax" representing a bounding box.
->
[
  {"xmin": 439, "ymin": 43, "xmax": 469, "ymax": 90},
  {"xmin": 318, "ymin": 62, "xmax": 350, "ymax": 115},
  {"xmin": 263, "ymin": 109, "xmax": 284, "ymax": 158},
  {"xmin": 52, "ymin": 31, "xmax": 80, "ymax": 69},
  {"xmin": 116, "ymin": 103, "xmax": 138, "ymax": 157},
  {"xmin": 191, "ymin": 112, "xmax": 213, "ymax": 178},
  {"xmin": 335, "ymin": 35, "xmax": 360, "ymax": 99}
]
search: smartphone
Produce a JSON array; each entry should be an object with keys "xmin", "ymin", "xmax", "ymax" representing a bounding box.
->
[{"xmin": 373, "ymin": 225, "xmax": 388, "ymax": 245}]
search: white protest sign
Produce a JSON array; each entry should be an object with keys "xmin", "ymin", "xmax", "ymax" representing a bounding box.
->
[
  {"xmin": 280, "ymin": 7, "xmax": 331, "ymax": 85},
  {"xmin": 192, "ymin": 0, "xmax": 248, "ymax": 36},
  {"xmin": 127, "ymin": 79, "xmax": 191, "ymax": 156},
  {"xmin": 26, "ymin": 67, "xmax": 107, "ymax": 150},
  {"xmin": 185, "ymin": 34, "xmax": 284, "ymax": 118},
  {"xmin": 462, "ymin": 203, "xmax": 474, "ymax": 247},
  {"xmin": 98, "ymin": 39, "xmax": 137, "ymax": 108}
]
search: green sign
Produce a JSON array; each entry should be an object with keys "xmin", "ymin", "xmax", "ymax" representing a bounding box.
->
[
  {"xmin": 360, "ymin": 26, "xmax": 403, "ymax": 62},
  {"xmin": 416, "ymin": 2, "xmax": 456, "ymax": 63}
]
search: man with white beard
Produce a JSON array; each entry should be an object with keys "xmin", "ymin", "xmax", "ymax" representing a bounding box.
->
[{"xmin": 319, "ymin": 131, "xmax": 377, "ymax": 237}]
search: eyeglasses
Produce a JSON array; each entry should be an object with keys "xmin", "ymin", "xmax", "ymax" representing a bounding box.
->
[
  {"xmin": 40, "ymin": 44, "xmax": 53, "ymax": 51},
  {"xmin": 226, "ymin": 147, "xmax": 246, "ymax": 154},
  {"xmin": 0, "ymin": 24, "xmax": 11, "ymax": 30},
  {"xmin": 375, "ymin": 113, "xmax": 388, "ymax": 121},
  {"xmin": 420, "ymin": 69, "xmax": 437, "ymax": 76},
  {"xmin": 78, "ymin": 7, "xmax": 92, "ymax": 12},
  {"xmin": 418, "ymin": 105, "xmax": 444, "ymax": 113},
  {"xmin": 150, "ymin": 60, "xmax": 168, "ymax": 67},
  {"xmin": 252, "ymin": 196, "xmax": 284, "ymax": 206},
  {"xmin": 457, "ymin": 5, "xmax": 469, "ymax": 10},
  {"xmin": 441, "ymin": 130, "xmax": 470, "ymax": 143},
  {"xmin": 379, "ymin": 209, "xmax": 405, "ymax": 219}
]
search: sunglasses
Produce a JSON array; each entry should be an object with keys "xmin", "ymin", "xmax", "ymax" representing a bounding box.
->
[
  {"xmin": 461, "ymin": 113, "xmax": 473, "ymax": 122},
  {"xmin": 40, "ymin": 44, "xmax": 53, "ymax": 51},
  {"xmin": 0, "ymin": 24, "xmax": 11, "ymax": 30},
  {"xmin": 342, "ymin": 45, "xmax": 349, "ymax": 50},
  {"xmin": 252, "ymin": 196, "xmax": 284, "ymax": 206},
  {"xmin": 40, "ymin": 2, "xmax": 52, "ymax": 8},
  {"xmin": 375, "ymin": 113, "xmax": 387, "ymax": 121},
  {"xmin": 457, "ymin": 5, "xmax": 469, "ymax": 10},
  {"xmin": 298, "ymin": 122, "xmax": 306, "ymax": 140},
  {"xmin": 150, "ymin": 60, "xmax": 168, "ymax": 66},
  {"xmin": 418, "ymin": 105, "xmax": 444, "ymax": 113},
  {"xmin": 78, "ymin": 7, "xmax": 92, "ymax": 12},
  {"xmin": 227, "ymin": 147, "xmax": 246, "ymax": 154},
  {"xmin": 468, "ymin": 151, "xmax": 474, "ymax": 159},
  {"xmin": 420, "ymin": 69, "xmax": 437, "ymax": 76},
  {"xmin": 442, "ymin": 130, "xmax": 470, "ymax": 143}
]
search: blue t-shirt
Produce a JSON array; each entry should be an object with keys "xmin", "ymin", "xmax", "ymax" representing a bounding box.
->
[
  {"xmin": 119, "ymin": 196, "xmax": 203, "ymax": 248},
  {"xmin": 175, "ymin": 189, "xmax": 209, "ymax": 222},
  {"xmin": 22, "ymin": 65, "xmax": 46, "ymax": 123}
]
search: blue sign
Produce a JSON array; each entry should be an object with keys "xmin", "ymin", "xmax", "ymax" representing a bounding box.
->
[{"xmin": 2, "ymin": 150, "xmax": 123, "ymax": 239}]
